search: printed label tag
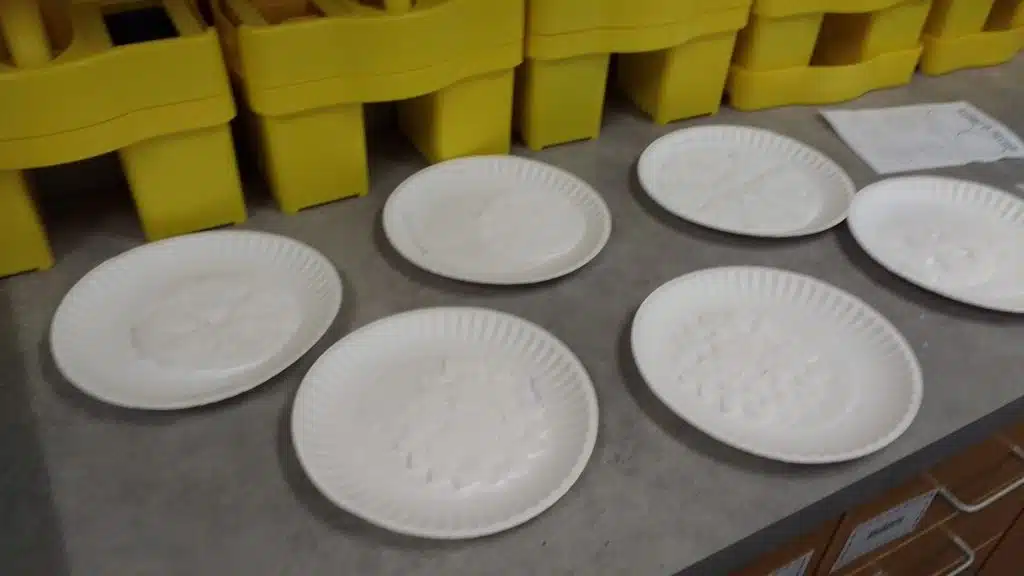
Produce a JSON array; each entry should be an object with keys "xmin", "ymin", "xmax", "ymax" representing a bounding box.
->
[
  {"xmin": 831, "ymin": 489, "xmax": 937, "ymax": 572},
  {"xmin": 771, "ymin": 550, "xmax": 814, "ymax": 576},
  {"xmin": 821, "ymin": 102, "xmax": 1024, "ymax": 174}
]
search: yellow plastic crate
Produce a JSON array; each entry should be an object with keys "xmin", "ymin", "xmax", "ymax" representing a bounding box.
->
[
  {"xmin": 0, "ymin": 0, "xmax": 246, "ymax": 277},
  {"xmin": 920, "ymin": 0, "xmax": 1024, "ymax": 75},
  {"xmin": 728, "ymin": 0, "xmax": 933, "ymax": 111},
  {"xmin": 213, "ymin": 0, "xmax": 523, "ymax": 214},
  {"xmin": 518, "ymin": 0, "xmax": 752, "ymax": 150}
]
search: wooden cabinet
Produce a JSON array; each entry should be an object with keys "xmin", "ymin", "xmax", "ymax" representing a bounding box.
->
[{"xmin": 735, "ymin": 420, "xmax": 1024, "ymax": 576}]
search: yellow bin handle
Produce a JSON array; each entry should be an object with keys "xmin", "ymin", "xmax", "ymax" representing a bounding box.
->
[
  {"xmin": 0, "ymin": 1, "xmax": 54, "ymax": 67},
  {"xmin": 381, "ymin": 0, "xmax": 414, "ymax": 15}
]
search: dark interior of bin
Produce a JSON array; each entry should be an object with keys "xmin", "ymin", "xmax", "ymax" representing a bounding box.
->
[
  {"xmin": 986, "ymin": 0, "xmax": 1021, "ymax": 31},
  {"xmin": 104, "ymin": 5, "xmax": 179, "ymax": 46}
]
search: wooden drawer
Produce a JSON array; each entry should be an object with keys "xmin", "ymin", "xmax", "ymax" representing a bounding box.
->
[
  {"xmin": 867, "ymin": 459, "xmax": 1024, "ymax": 575},
  {"xmin": 939, "ymin": 455, "xmax": 1024, "ymax": 545},
  {"xmin": 733, "ymin": 519, "xmax": 841, "ymax": 576},
  {"xmin": 979, "ymin": 503, "xmax": 1024, "ymax": 575},
  {"xmin": 816, "ymin": 478, "xmax": 945, "ymax": 575},
  {"xmin": 1001, "ymin": 420, "xmax": 1024, "ymax": 448},
  {"xmin": 871, "ymin": 526, "xmax": 1003, "ymax": 575},
  {"xmin": 818, "ymin": 430, "xmax": 1024, "ymax": 575},
  {"xmin": 972, "ymin": 538, "xmax": 1002, "ymax": 576},
  {"xmin": 929, "ymin": 438, "xmax": 1012, "ymax": 496}
]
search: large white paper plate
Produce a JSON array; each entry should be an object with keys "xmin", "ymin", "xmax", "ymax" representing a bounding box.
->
[
  {"xmin": 383, "ymin": 156, "xmax": 612, "ymax": 284},
  {"xmin": 632, "ymin": 267, "xmax": 922, "ymax": 464},
  {"xmin": 292, "ymin": 307, "xmax": 598, "ymax": 538},
  {"xmin": 51, "ymin": 231, "xmax": 342, "ymax": 409},
  {"xmin": 848, "ymin": 177, "xmax": 1024, "ymax": 313},
  {"xmin": 637, "ymin": 126, "xmax": 856, "ymax": 237}
]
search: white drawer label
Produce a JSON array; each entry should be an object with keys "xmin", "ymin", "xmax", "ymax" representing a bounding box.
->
[
  {"xmin": 771, "ymin": 550, "xmax": 814, "ymax": 576},
  {"xmin": 831, "ymin": 489, "xmax": 937, "ymax": 572}
]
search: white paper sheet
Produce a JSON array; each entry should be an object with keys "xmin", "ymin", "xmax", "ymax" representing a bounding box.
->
[{"xmin": 821, "ymin": 102, "xmax": 1024, "ymax": 174}]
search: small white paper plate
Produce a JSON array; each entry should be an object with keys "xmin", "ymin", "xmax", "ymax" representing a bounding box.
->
[
  {"xmin": 848, "ymin": 177, "xmax": 1024, "ymax": 313},
  {"xmin": 637, "ymin": 126, "xmax": 856, "ymax": 237},
  {"xmin": 292, "ymin": 307, "xmax": 599, "ymax": 539},
  {"xmin": 51, "ymin": 231, "xmax": 342, "ymax": 410},
  {"xmin": 632, "ymin": 267, "xmax": 922, "ymax": 464},
  {"xmin": 383, "ymin": 156, "xmax": 612, "ymax": 284}
]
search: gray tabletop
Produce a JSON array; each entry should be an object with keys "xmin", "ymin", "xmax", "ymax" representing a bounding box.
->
[{"xmin": 4, "ymin": 57, "xmax": 1024, "ymax": 576}]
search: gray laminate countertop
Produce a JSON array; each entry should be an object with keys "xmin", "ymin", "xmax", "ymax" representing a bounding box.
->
[{"xmin": 4, "ymin": 56, "xmax": 1024, "ymax": 576}]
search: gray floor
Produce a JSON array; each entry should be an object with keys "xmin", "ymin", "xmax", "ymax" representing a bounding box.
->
[{"xmin": 3, "ymin": 57, "xmax": 1024, "ymax": 575}]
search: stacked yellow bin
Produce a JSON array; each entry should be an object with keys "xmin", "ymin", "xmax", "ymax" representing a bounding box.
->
[
  {"xmin": 518, "ymin": 0, "xmax": 752, "ymax": 151},
  {"xmin": 920, "ymin": 0, "xmax": 1024, "ymax": 75},
  {"xmin": 728, "ymin": 0, "xmax": 934, "ymax": 111},
  {"xmin": 212, "ymin": 0, "xmax": 523, "ymax": 214},
  {"xmin": 0, "ymin": 0, "xmax": 246, "ymax": 277}
]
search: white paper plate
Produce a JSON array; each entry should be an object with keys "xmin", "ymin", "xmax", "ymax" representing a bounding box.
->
[
  {"xmin": 637, "ymin": 126, "xmax": 856, "ymax": 237},
  {"xmin": 631, "ymin": 267, "xmax": 922, "ymax": 464},
  {"xmin": 51, "ymin": 231, "xmax": 342, "ymax": 409},
  {"xmin": 848, "ymin": 177, "xmax": 1024, "ymax": 313},
  {"xmin": 292, "ymin": 307, "xmax": 598, "ymax": 538},
  {"xmin": 383, "ymin": 156, "xmax": 612, "ymax": 284}
]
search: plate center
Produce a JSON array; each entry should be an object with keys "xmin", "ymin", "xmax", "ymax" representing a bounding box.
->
[
  {"xmin": 377, "ymin": 356, "xmax": 551, "ymax": 493},
  {"xmin": 410, "ymin": 187, "xmax": 587, "ymax": 273},
  {"xmin": 475, "ymin": 191, "xmax": 586, "ymax": 268},
  {"xmin": 885, "ymin": 207, "xmax": 1005, "ymax": 290},
  {"xmin": 131, "ymin": 274, "xmax": 302, "ymax": 372},
  {"xmin": 672, "ymin": 311, "xmax": 837, "ymax": 427},
  {"xmin": 659, "ymin": 145, "xmax": 824, "ymax": 232}
]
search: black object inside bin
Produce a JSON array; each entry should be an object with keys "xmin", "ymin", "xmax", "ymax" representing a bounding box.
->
[{"xmin": 104, "ymin": 6, "xmax": 180, "ymax": 46}]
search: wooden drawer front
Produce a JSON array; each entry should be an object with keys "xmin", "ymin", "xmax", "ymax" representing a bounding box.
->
[
  {"xmin": 1002, "ymin": 420, "xmax": 1024, "ymax": 448},
  {"xmin": 819, "ymin": 429, "xmax": 1024, "ymax": 575},
  {"xmin": 733, "ymin": 519, "xmax": 841, "ymax": 576},
  {"xmin": 817, "ymin": 479, "xmax": 944, "ymax": 575},
  {"xmin": 928, "ymin": 433, "xmax": 1024, "ymax": 515},
  {"xmin": 871, "ymin": 527, "xmax": 1003, "ymax": 576},
  {"xmin": 844, "ymin": 461, "xmax": 1024, "ymax": 576},
  {"xmin": 971, "ymin": 538, "xmax": 1002, "ymax": 576},
  {"xmin": 929, "ymin": 438, "xmax": 1013, "ymax": 496},
  {"xmin": 979, "ymin": 507, "xmax": 1024, "ymax": 575},
  {"xmin": 929, "ymin": 452, "xmax": 1024, "ymax": 546}
]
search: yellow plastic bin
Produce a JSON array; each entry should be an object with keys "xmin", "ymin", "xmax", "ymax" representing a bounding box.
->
[
  {"xmin": 920, "ymin": 0, "xmax": 1024, "ymax": 75},
  {"xmin": 728, "ymin": 0, "xmax": 934, "ymax": 111},
  {"xmin": 519, "ymin": 0, "xmax": 752, "ymax": 150},
  {"xmin": 212, "ymin": 0, "xmax": 523, "ymax": 214},
  {"xmin": 0, "ymin": 0, "xmax": 246, "ymax": 277}
]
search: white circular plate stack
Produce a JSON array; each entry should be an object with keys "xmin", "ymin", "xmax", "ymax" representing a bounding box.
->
[
  {"xmin": 637, "ymin": 126, "xmax": 856, "ymax": 237},
  {"xmin": 292, "ymin": 307, "xmax": 599, "ymax": 538},
  {"xmin": 631, "ymin": 267, "xmax": 922, "ymax": 464},
  {"xmin": 51, "ymin": 231, "xmax": 342, "ymax": 409},
  {"xmin": 383, "ymin": 156, "xmax": 612, "ymax": 284},
  {"xmin": 848, "ymin": 177, "xmax": 1024, "ymax": 313}
]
